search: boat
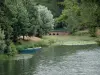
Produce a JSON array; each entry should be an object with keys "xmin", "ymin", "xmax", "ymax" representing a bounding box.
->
[{"xmin": 19, "ymin": 47, "xmax": 42, "ymax": 54}]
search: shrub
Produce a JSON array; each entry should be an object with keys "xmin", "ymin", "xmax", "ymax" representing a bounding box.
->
[
  {"xmin": 34, "ymin": 40, "xmax": 49, "ymax": 47},
  {"xmin": 48, "ymin": 39, "xmax": 55, "ymax": 45},
  {"xmin": 16, "ymin": 42, "xmax": 35, "ymax": 51},
  {"xmin": 73, "ymin": 30, "xmax": 89, "ymax": 36},
  {"xmin": 89, "ymin": 27, "xmax": 97, "ymax": 37},
  {"xmin": 0, "ymin": 29, "xmax": 6, "ymax": 54},
  {"xmin": 7, "ymin": 42, "xmax": 18, "ymax": 56},
  {"xmin": 96, "ymin": 39, "xmax": 100, "ymax": 46}
]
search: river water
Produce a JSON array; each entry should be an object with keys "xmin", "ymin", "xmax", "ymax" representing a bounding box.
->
[{"xmin": 0, "ymin": 45, "xmax": 100, "ymax": 75}]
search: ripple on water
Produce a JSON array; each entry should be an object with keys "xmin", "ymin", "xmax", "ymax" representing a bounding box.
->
[{"xmin": 33, "ymin": 47, "xmax": 100, "ymax": 75}]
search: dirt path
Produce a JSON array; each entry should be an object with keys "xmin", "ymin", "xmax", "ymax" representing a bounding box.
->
[{"xmin": 19, "ymin": 36, "xmax": 41, "ymax": 42}]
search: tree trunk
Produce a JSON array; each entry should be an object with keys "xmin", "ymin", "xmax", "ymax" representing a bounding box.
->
[{"xmin": 23, "ymin": 35, "xmax": 25, "ymax": 40}]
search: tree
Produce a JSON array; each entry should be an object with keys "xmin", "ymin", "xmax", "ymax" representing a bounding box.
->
[
  {"xmin": 14, "ymin": 0, "xmax": 30, "ymax": 40},
  {"xmin": 0, "ymin": 0, "xmax": 13, "ymax": 40},
  {"xmin": 29, "ymin": 0, "xmax": 63, "ymax": 17},
  {"xmin": 0, "ymin": 29, "xmax": 6, "ymax": 54},
  {"xmin": 57, "ymin": 0, "xmax": 80, "ymax": 33},
  {"xmin": 80, "ymin": 0, "xmax": 98, "ymax": 36},
  {"xmin": 57, "ymin": 0, "xmax": 100, "ymax": 35},
  {"xmin": 0, "ymin": 0, "xmax": 13, "ymax": 54},
  {"xmin": 22, "ymin": 0, "xmax": 38, "ymax": 36},
  {"xmin": 36, "ymin": 5, "xmax": 54, "ymax": 37},
  {"xmin": 6, "ymin": 0, "xmax": 30, "ymax": 41}
]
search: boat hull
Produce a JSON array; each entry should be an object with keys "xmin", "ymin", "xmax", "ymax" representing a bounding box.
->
[{"xmin": 19, "ymin": 47, "xmax": 41, "ymax": 54}]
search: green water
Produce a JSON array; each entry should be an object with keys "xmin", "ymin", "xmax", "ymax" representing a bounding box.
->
[{"xmin": 0, "ymin": 45, "xmax": 100, "ymax": 75}]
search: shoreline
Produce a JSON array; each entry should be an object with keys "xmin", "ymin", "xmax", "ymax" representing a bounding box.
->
[{"xmin": 53, "ymin": 41, "xmax": 97, "ymax": 46}]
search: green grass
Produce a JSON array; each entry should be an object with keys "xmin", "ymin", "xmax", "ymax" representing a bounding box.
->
[
  {"xmin": 0, "ymin": 54, "xmax": 9, "ymax": 60},
  {"xmin": 43, "ymin": 35, "xmax": 97, "ymax": 45},
  {"xmin": 73, "ymin": 30, "xmax": 90, "ymax": 36},
  {"xmin": 16, "ymin": 34, "xmax": 99, "ymax": 51}
]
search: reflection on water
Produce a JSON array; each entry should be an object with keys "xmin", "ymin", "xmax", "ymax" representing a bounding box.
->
[{"xmin": 0, "ymin": 45, "xmax": 100, "ymax": 75}]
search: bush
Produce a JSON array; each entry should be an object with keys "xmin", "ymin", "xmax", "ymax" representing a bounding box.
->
[
  {"xmin": 89, "ymin": 27, "xmax": 97, "ymax": 37},
  {"xmin": 96, "ymin": 39, "xmax": 100, "ymax": 46},
  {"xmin": 48, "ymin": 39, "xmax": 55, "ymax": 45},
  {"xmin": 7, "ymin": 43, "xmax": 18, "ymax": 56},
  {"xmin": 16, "ymin": 42, "xmax": 35, "ymax": 51},
  {"xmin": 0, "ymin": 29, "xmax": 6, "ymax": 54},
  {"xmin": 34, "ymin": 40, "xmax": 49, "ymax": 47},
  {"xmin": 73, "ymin": 30, "xmax": 89, "ymax": 36}
]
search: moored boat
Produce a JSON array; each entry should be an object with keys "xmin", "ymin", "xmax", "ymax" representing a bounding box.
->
[{"xmin": 19, "ymin": 47, "xmax": 42, "ymax": 54}]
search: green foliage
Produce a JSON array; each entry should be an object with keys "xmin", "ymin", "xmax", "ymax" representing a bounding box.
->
[
  {"xmin": 5, "ymin": 0, "xmax": 30, "ymax": 41},
  {"xmin": 31, "ymin": 0, "xmax": 62, "ymax": 17},
  {"xmin": 96, "ymin": 39, "xmax": 100, "ymax": 46},
  {"xmin": 0, "ymin": 29, "xmax": 6, "ymax": 54},
  {"xmin": 16, "ymin": 41, "xmax": 35, "ymax": 51},
  {"xmin": 48, "ymin": 39, "xmax": 55, "ymax": 45},
  {"xmin": 73, "ymin": 30, "xmax": 89, "ymax": 36},
  {"xmin": 34, "ymin": 40, "xmax": 50, "ymax": 47},
  {"xmin": 7, "ymin": 42, "xmax": 18, "ymax": 56},
  {"xmin": 57, "ymin": 0, "xmax": 81, "ymax": 33},
  {"xmin": 0, "ymin": 0, "xmax": 13, "ymax": 41},
  {"xmin": 0, "ymin": 0, "xmax": 55, "ymax": 55},
  {"xmin": 57, "ymin": 0, "xmax": 100, "ymax": 35},
  {"xmin": 89, "ymin": 27, "xmax": 97, "ymax": 37},
  {"xmin": 36, "ymin": 5, "xmax": 54, "ymax": 37}
]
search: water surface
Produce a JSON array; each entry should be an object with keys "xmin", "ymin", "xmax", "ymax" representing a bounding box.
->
[{"xmin": 0, "ymin": 45, "xmax": 100, "ymax": 75}]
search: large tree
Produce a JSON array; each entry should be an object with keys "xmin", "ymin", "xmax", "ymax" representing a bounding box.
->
[
  {"xmin": 22, "ymin": 0, "xmax": 38, "ymax": 36},
  {"xmin": 57, "ymin": 0, "xmax": 80, "ymax": 33},
  {"xmin": 6, "ymin": 0, "xmax": 30, "ymax": 41},
  {"xmin": 36, "ymin": 5, "xmax": 54, "ymax": 37},
  {"xmin": 0, "ymin": 0, "xmax": 13, "ymax": 54}
]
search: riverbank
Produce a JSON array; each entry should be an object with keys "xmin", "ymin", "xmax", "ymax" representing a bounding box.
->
[
  {"xmin": 43, "ymin": 35, "xmax": 97, "ymax": 45},
  {"xmin": 16, "ymin": 37, "xmax": 55, "ymax": 51},
  {"xmin": 16, "ymin": 35, "xmax": 98, "ymax": 51},
  {"xmin": 0, "ymin": 35, "xmax": 99, "ymax": 60}
]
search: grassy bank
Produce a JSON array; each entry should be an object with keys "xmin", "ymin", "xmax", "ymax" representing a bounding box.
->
[
  {"xmin": 2, "ymin": 35, "xmax": 98, "ymax": 55},
  {"xmin": 0, "ymin": 35, "xmax": 99, "ymax": 59},
  {"xmin": 43, "ymin": 35, "xmax": 97, "ymax": 45},
  {"xmin": 0, "ymin": 54, "xmax": 9, "ymax": 60},
  {"xmin": 16, "ymin": 39, "xmax": 55, "ymax": 51}
]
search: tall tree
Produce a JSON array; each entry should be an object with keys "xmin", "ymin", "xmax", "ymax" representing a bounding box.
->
[
  {"xmin": 36, "ymin": 5, "xmax": 54, "ymax": 37},
  {"xmin": 57, "ymin": 0, "xmax": 80, "ymax": 33},
  {"xmin": 6, "ymin": 0, "xmax": 30, "ymax": 41},
  {"xmin": 22, "ymin": 0, "xmax": 38, "ymax": 36},
  {"xmin": 0, "ymin": 29, "xmax": 6, "ymax": 54},
  {"xmin": 0, "ymin": 0, "xmax": 13, "ymax": 54}
]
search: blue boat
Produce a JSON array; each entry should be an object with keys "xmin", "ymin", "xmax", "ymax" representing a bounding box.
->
[{"xmin": 19, "ymin": 47, "xmax": 42, "ymax": 54}]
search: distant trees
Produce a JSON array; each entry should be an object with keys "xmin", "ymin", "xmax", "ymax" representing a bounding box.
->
[
  {"xmin": 56, "ymin": 0, "xmax": 81, "ymax": 33},
  {"xmin": 57, "ymin": 0, "xmax": 100, "ymax": 36}
]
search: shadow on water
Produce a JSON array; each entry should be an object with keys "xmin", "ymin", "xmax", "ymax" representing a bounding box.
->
[{"xmin": 0, "ymin": 44, "xmax": 100, "ymax": 75}]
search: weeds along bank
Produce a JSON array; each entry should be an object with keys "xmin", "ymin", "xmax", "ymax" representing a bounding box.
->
[{"xmin": 16, "ymin": 38, "xmax": 55, "ymax": 52}]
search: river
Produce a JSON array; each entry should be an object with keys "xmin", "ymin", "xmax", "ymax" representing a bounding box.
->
[{"xmin": 0, "ymin": 45, "xmax": 100, "ymax": 75}]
